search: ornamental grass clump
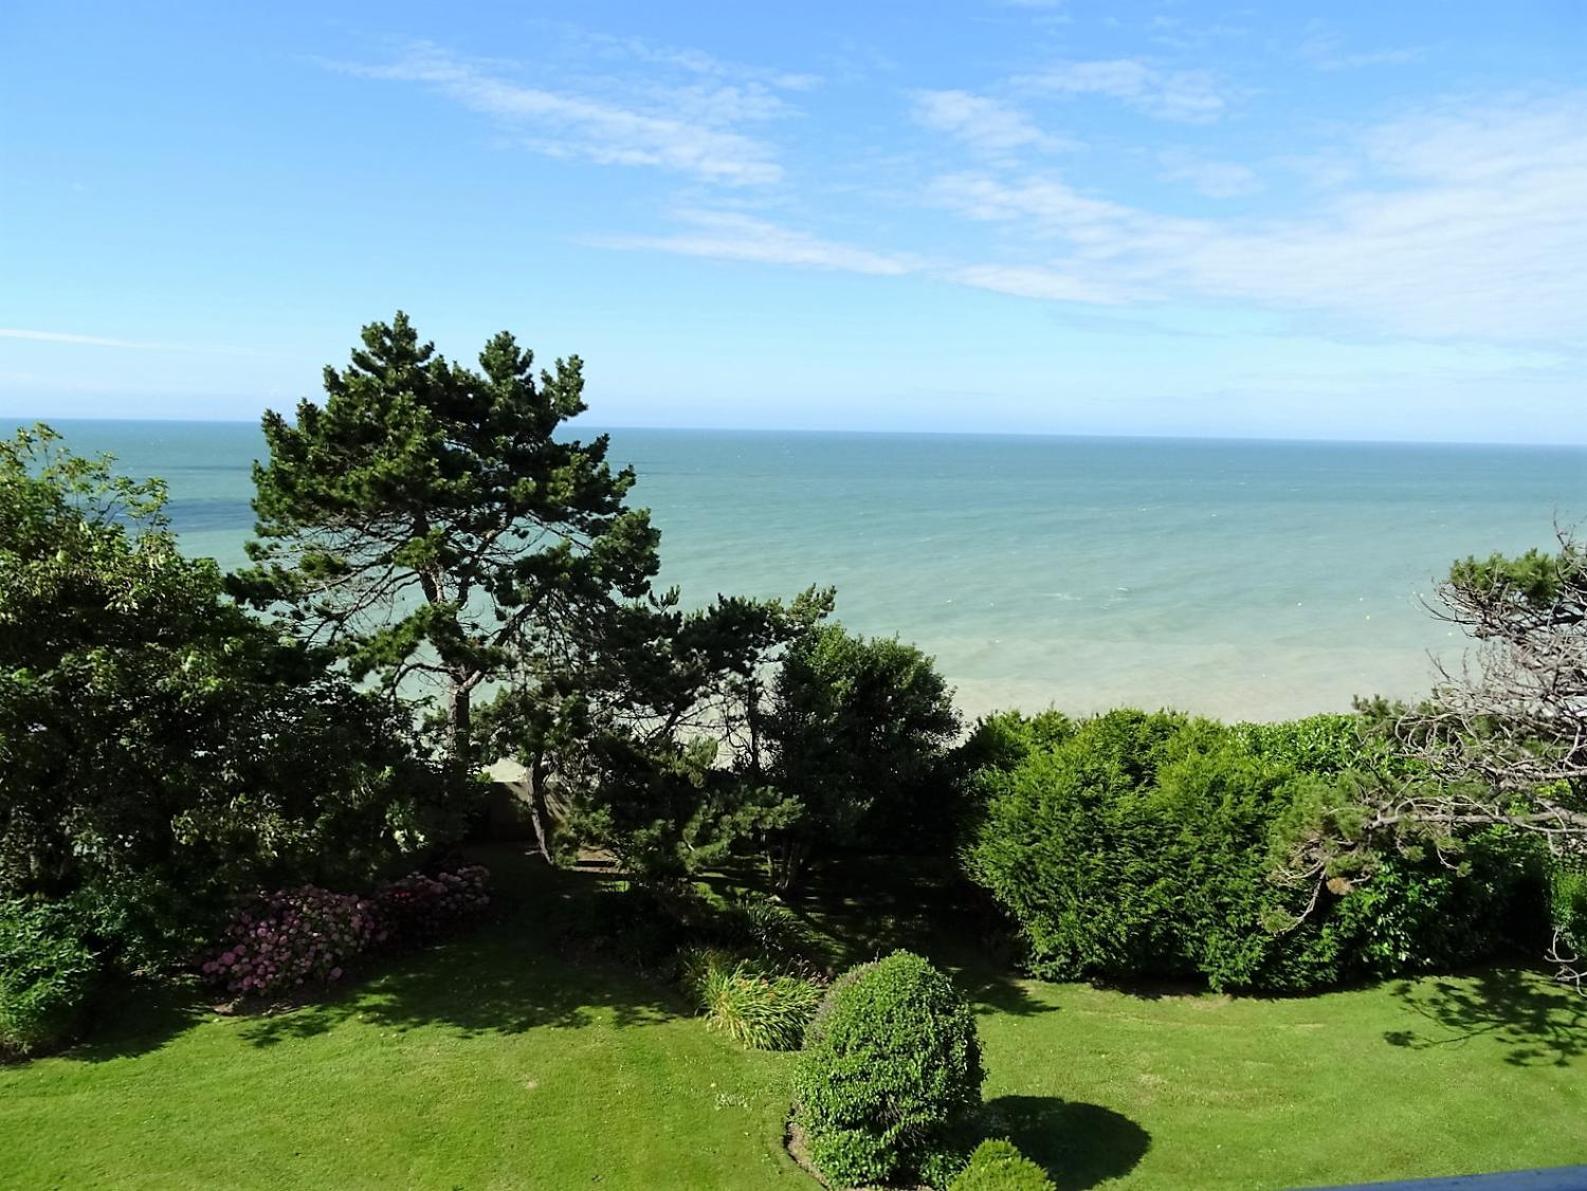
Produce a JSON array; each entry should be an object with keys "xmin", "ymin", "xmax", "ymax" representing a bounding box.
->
[
  {"xmin": 679, "ymin": 946, "xmax": 821, "ymax": 1051},
  {"xmin": 948, "ymin": 1140, "xmax": 1055, "ymax": 1191},
  {"xmin": 792, "ymin": 950, "xmax": 984, "ymax": 1189},
  {"xmin": 201, "ymin": 886, "xmax": 380, "ymax": 999}
]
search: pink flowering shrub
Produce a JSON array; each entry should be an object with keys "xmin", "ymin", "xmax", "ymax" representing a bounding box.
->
[
  {"xmin": 201, "ymin": 886, "xmax": 380, "ymax": 998},
  {"xmin": 375, "ymin": 865, "xmax": 491, "ymax": 941},
  {"xmin": 200, "ymin": 865, "xmax": 491, "ymax": 999}
]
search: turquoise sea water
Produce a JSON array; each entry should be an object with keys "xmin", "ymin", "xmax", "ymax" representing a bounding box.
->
[{"xmin": 14, "ymin": 419, "xmax": 1587, "ymax": 721}]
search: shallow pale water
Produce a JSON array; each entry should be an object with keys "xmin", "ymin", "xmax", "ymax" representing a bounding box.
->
[{"xmin": 14, "ymin": 419, "xmax": 1586, "ymax": 721}]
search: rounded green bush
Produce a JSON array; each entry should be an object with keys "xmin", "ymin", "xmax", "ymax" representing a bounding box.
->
[
  {"xmin": 949, "ymin": 1139, "xmax": 1055, "ymax": 1191},
  {"xmin": 793, "ymin": 950, "xmax": 983, "ymax": 1187},
  {"xmin": 0, "ymin": 900, "xmax": 100, "ymax": 1058}
]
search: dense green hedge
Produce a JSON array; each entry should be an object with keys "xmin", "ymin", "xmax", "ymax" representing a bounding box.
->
[
  {"xmin": 793, "ymin": 951, "xmax": 983, "ymax": 1187},
  {"xmin": 964, "ymin": 710, "xmax": 1541, "ymax": 992}
]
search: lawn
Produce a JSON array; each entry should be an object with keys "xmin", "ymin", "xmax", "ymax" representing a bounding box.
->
[{"xmin": 3, "ymin": 846, "xmax": 1585, "ymax": 1190}]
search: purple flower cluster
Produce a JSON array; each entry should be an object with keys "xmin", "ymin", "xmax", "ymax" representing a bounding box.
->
[
  {"xmin": 200, "ymin": 865, "xmax": 491, "ymax": 999},
  {"xmin": 201, "ymin": 886, "xmax": 380, "ymax": 998},
  {"xmin": 374, "ymin": 865, "xmax": 491, "ymax": 941}
]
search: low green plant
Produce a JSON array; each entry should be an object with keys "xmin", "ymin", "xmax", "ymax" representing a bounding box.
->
[
  {"xmin": 0, "ymin": 900, "xmax": 101, "ymax": 1058},
  {"xmin": 1550, "ymin": 861, "xmax": 1587, "ymax": 959},
  {"xmin": 678, "ymin": 946, "xmax": 820, "ymax": 1050},
  {"xmin": 948, "ymin": 1139, "xmax": 1055, "ymax": 1191},
  {"xmin": 793, "ymin": 950, "xmax": 983, "ymax": 1188}
]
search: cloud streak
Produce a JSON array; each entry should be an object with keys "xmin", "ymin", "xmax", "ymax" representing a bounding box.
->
[
  {"xmin": 0, "ymin": 328, "xmax": 248, "ymax": 354},
  {"xmin": 597, "ymin": 93, "xmax": 1587, "ymax": 346},
  {"xmin": 1018, "ymin": 58, "xmax": 1234, "ymax": 123},
  {"xmin": 330, "ymin": 43, "xmax": 785, "ymax": 185},
  {"xmin": 926, "ymin": 95, "xmax": 1587, "ymax": 340},
  {"xmin": 588, "ymin": 211, "xmax": 920, "ymax": 275},
  {"xmin": 911, "ymin": 89, "xmax": 1075, "ymax": 155}
]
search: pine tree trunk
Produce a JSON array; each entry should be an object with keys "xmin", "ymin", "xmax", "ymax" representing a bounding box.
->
[
  {"xmin": 527, "ymin": 753, "xmax": 553, "ymax": 863},
  {"xmin": 448, "ymin": 683, "xmax": 473, "ymax": 768}
]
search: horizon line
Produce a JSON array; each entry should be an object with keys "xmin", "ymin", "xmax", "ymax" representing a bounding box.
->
[{"xmin": 1, "ymin": 413, "xmax": 1583, "ymax": 453}]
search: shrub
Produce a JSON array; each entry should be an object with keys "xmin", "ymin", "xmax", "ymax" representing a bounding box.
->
[
  {"xmin": 201, "ymin": 886, "xmax": 381, "ymax": 999},
  {"xmin": 965, "ymin": 709, "xmax": 1536, "ymax": 992},
  {"xmin": 0, "ymin": 900, "xmax": 101, "ymax": 1058},
  {"xmin": 1550, "ymin": 861, "xmax": 1587, "ymax": 959},
  {"xmin": 949, "ymin": 1139, "xmax": 1055, "ymax": 1191},
  {"xmin": 375, "ymin": 865, "xmax": 491, "ymax": 942},
  {"xmin": 793, "ymin": 950, "xmax": 983, "ymax": 1187},
  {"xmin": 679, "ymin": 946, "xmax": 821, "ymax": 1050}
]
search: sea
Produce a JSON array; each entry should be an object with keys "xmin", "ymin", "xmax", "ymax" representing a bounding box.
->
[{"xmin": 13, "ymin": 418, "xmax": 1587, "ymax": 722}]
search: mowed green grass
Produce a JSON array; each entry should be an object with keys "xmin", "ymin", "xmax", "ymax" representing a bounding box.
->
[{"xmin": 4, "ymin": 849, "xmax": 1586, "ymax": 1190}]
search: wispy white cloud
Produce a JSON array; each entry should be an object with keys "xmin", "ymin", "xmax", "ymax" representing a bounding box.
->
[
  {"xmin": 328, "ymin": 43, "xmax": 785, "ymax": 185},
  {"xmin": 948, "ymin": 263, "xmax": 1132, "ymax": 304},
  {"xmin": 910, "ymin": 90, "xmax": 1076, "ymax": 156},
  {"xmin": 1018, "ymin": 58, "xmax": 1235, "ymax": 123},
  {"xmin": 1157, "ymin": 149, "xmax": 1261, "ymax": 198},
  {"xmin": 923, "ymin": 94, "xmax": 1587, "ymax": 340},
  {"xmin": 588, "ymin": 210, "xmax": 920, "ymax": 275},
  {"xmin": 0, "ymin": 328, "xmax": 248, "ymax": 354},
  {"xmin": 574, "ymin": 30, "xmax": 821, "ymax": 91},
  {"xmin": 1299, "ymin": 21, "xmax": 1425, "ymax": 71}
]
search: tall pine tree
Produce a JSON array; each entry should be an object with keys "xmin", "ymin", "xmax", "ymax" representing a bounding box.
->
[{"xmin": 234, "ymin": 312, "xmax": 660, "ymax": 765}]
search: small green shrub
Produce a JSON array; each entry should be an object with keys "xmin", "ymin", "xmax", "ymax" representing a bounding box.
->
[
  {"xmin": 793, "ymin": 950, "xmax": 983, "ymax": 1187},
  {"xmin": 0, "ymin": 900, "xmax": 101, "ymax": 1058},
  {"xmin": 949, "ymin": 1139, "xmax": 1055, "ymax": 1191},
  {"xmin": 1550, "ymin": 861, "xmax": 1587, "ymax": 958},
  {"xmin": 678, "ymin": 947, "xmax": 820, "ymax": 1050}
]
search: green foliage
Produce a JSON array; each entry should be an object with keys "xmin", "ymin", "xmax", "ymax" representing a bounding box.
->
[
  {"xmin": 1549, "ymin": 861, "xmax": 1587, "ymax": 958},
  {"xmin": 794, "ymin": 950, "xmax": 984, "ymax": 1187},
  {"xmin": 763, "ymin": 622, "xmax": 960, "ymax": 886},
  {"xmin": 1447, "ymin": 543, "xmax": 1585, "ymax": 612},
  {"xmin": 0, "ymin": 425, "xmax": 451, "ymax": 966},
  {"xmin": 948, "ymin": 1139, "xmax": 1056, "ymax": 1191},
  {"xmin": 957, "ymin": 709, "xmax": 1076, "ymax": 779},
  {"xmin": 489, "ymin": 575, "xmax": 834, "ymax": 875},
  {"xmin": 714, "ymin": 891, "xmax": 820, "ymax": 972},
  {"xmin": 966, "ymin": 709, "xmax": 1536, "ymax": 992},
  {"xmin": 677, "ymin": 946, "xmax": 821, "ymax": 1050},
  {"xmin": 236, "ymin": 312, "xmax": 661, "ymax": 764},
  {"xmin": 0, "ymin": 899, "xmax": 101, "ymax": 1057}
]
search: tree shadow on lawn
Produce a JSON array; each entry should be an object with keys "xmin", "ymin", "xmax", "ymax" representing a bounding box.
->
[
  {"xmin": 65, "ymin": 978, "xmax": 211, "ymax": 1064},
  {"xmin": 733, "ymin": 858, "xmax": 1062, "ymax": 1020},
  {"xmin": 1382, "ymin": 966, "xmax": 1587, "ymax": 1068},
  {"xmin": 981, "ymin": 1094, "xmax": 1151, "ymax": 1191},
  {"xmin": 237, "ymin": 918, "xmax": 688, "ymax": 1049}
]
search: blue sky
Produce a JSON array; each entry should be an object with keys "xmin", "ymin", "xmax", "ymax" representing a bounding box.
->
[{"xmin": 2, "ymin": 1, "xmax": 1584, "ymax": 442}]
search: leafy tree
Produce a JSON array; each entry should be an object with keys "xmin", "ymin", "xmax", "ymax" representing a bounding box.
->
[
  {"xmin": 0, "ymin": 425, "xmax": 445, "ymax": 963},
  {"xmin": 488, "ymin": 586, "xmax": 833, "ymax": 875},
  {"xmin": 761, "ymin": 623, "xmax": 960, "ymax": 888},
  {"xmin": 234, "ymin": 312, "xmax": 660, "ymax": 765}
]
